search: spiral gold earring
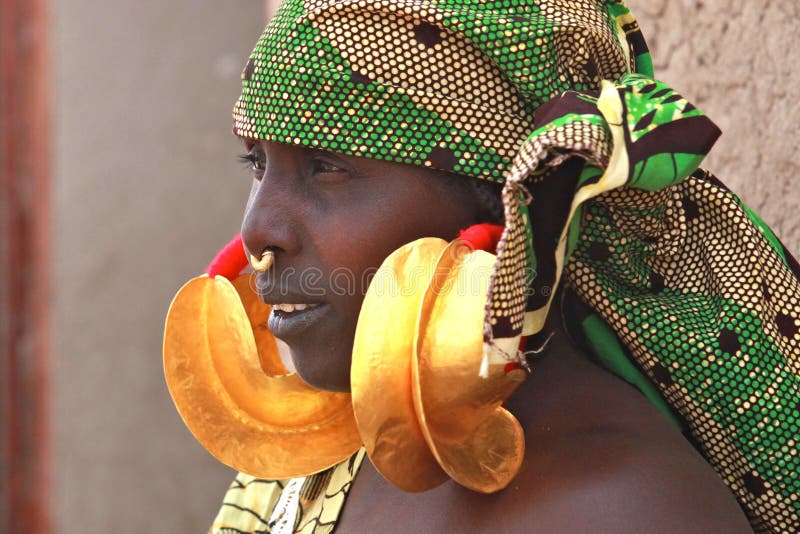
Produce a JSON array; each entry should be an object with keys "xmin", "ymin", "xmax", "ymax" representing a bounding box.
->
[
  {"xmin": 249, "ymin": 248, "xmax": 275, "ymax": 272},
  {"xmin": 163, "ymin": 273, "xmax": 361, "ymax": 479},
  {"xmin": 351, "ymin": 235, "xmax": 525, "ymax": 494}
]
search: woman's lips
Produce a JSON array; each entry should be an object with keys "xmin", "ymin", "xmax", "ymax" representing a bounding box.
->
[{"xmin": 267, "ymin": 302, "xmax": 329, "ymax": 340}]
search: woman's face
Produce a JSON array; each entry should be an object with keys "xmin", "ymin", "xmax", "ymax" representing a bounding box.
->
[{"xmin": 240, "ymin": 139, "xmax": 492, "ymax": 392}]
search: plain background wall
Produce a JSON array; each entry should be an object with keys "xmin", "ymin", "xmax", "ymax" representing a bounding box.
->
[
  {"xmin": 53, "ymin": 2, "xmax": 262, "ymax": 532},
  {"xmin": 52, "ymin": 1, "xmax": 800, "ymax": 533}
]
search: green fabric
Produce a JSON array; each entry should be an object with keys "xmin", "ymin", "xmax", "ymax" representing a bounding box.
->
[
  {"xmin": 566, "ymin": 176, "xmax": 800, "ymax": 532},
  {"xmin": 233, "ymin": 0, "xmax": 637, "ymax": 181}
]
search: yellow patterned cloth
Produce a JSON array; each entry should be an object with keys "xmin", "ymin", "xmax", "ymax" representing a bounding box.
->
[{"xmin": 210, "ymin": 449, "xmax": 365, "ymax": 534}]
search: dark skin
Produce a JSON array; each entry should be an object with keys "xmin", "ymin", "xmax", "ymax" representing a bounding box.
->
[{"xmin": 240, "ymin": 139, "xmax": 753, "ymax": 532}]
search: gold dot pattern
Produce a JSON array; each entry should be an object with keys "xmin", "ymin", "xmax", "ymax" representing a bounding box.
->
[
  {"xmin": 565, "ymin": 172, "xmax": 800, "ymax": 532},
  {"xmin": 542, "ymin": 0, "xmax": 629, "ymax": 88},
  {"xmin": 232, "ymin": 0, "xmax": 631, "ymax": 181},
  {"xmin": 310, "ymin": 1, "xmax": 533, "ymax": 162}
]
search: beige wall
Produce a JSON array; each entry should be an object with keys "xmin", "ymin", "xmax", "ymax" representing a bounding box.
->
[
  {"xmin": 54, "ymin": 2, "xmax": 262, "ymax": 532},
  {"xmin": 628, "ymin": 0, "xmax": 800, "ymax": 251},
  {"xmin": 52, "ymin": 1, "xmax": 800, "ymax": 533}
]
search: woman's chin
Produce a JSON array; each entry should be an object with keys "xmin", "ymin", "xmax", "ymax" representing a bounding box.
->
[
  {"xmin": 294, "ymin": 367, "xmax": 352, "ymax": 393},
  {"xmin": 288, "ymin": 347, "xmax": 353, "ymax": 393}
]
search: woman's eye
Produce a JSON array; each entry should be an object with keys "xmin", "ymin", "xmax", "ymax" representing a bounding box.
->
[
  {"xmin": 311, "ymin": 158, "xmax": 344, "ymax": 175},
  {"xmin": 237, "ymin": 147, "xmax": 266, "ymax": 175}
]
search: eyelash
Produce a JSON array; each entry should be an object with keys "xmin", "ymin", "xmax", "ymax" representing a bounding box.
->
[
  {"xmin": 312, "ymin": 159, "xmax": 343, "ymax": 174},
  {"xmin": 237, "ymin": 150, "xmax": 264, "ymax": 172},
  {"xmin": 236, "ymin": 148, "xmax": 345, "ymax": 178}
]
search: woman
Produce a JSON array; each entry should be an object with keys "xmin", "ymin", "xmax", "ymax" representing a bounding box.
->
[{"xmin": 164, "ymin": 0, "xmax": 799, "ymax": 532}]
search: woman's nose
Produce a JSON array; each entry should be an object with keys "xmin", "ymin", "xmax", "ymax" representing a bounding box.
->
[{"xmin": 240, "ymin": 172, "xmax": 301, "ymax": 264}]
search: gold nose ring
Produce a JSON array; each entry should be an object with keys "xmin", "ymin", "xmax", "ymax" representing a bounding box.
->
[{"xmin": 249, "ymin": 248, "xmax": 275, "ymax": 272}]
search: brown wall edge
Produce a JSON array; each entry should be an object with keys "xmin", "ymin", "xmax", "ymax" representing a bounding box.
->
[{"xmin": 1, "ymin": 0, "xmax": 52, "ymax": 532}]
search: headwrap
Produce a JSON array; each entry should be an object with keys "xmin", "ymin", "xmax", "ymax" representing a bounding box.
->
[{"xmin": 232, "ymin": 1, "xmax": 800, "ymax": 530}]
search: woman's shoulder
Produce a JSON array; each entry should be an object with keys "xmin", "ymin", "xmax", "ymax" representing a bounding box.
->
[
  {"xmin": 498, "ymin": 341, "xmax": 753, "ymax": 533},
  {"xmin": 339, "ymin": 342, "xmax": 752, "ymax": 533},
  {"xmin": 501, "ymin": 409, "xmax": 753, "ymax": 533}
]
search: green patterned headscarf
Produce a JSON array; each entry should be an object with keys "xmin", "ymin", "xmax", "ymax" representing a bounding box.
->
[
  {"xmin": 234, "ymin": 0, "xmax": 647, "ymax": 180},
  {"xmin": 234, "ymin": 1, "xmax": 800, "ymax": 530}
]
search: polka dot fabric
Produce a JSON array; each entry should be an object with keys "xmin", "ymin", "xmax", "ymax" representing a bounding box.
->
[
  {"xmin": 231, "ymin": 0, "xmax": 799, "ymax": 530},
  {"xmin": 565, "ymin": 173, "xmax": 800, "ymax": 531},
  {"xmin": 489, "ymin": 73, "xmax": 799, "ymax": 531},
  {"xmin": 232, "ymin": 0, "xmax": 634, "ymax": 181}
]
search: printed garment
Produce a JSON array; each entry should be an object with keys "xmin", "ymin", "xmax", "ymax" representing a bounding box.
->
[{"xmin": 210, "ymin": 450, "xmax": 365, "ymax": 534}]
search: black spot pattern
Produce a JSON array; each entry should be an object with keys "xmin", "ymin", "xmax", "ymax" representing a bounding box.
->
[
  {"xmin": 413, "ymin": 21, "xmax": 443, "ymax": 48},
  {"xmin": 718, "ymin": 328, "xmax": 740, "ymax": 356}
]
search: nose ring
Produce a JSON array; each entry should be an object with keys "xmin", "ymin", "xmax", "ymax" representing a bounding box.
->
[{"xmin": 249, "ymin": 248, "xmax": 275, "ymax": 272}]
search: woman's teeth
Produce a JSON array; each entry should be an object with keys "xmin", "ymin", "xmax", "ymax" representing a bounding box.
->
[{"xmin": 271, "ymin": 303, "xmax": 319, "ymax": 313}]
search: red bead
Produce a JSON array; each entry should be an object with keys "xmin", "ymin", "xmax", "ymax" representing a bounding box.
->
[{"xmin": 458, "ymin": 224, "xmax": 504, "ymax": 253}]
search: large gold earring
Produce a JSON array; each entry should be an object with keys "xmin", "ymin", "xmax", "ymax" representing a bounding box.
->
[
  {"xmin": 412, "ymin": 239, "xmax": 525, "ymax": 493},
  {"xmin": 351, "ymin": 237, "xmax": 526, "ymax": 494},
  {"xmin": 350, "ymin": 238, "xmax": 450, "ymax": 492},
  {"xmin": 163, "ymin": 273, "xmax": 361, "ymax": 479}
]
